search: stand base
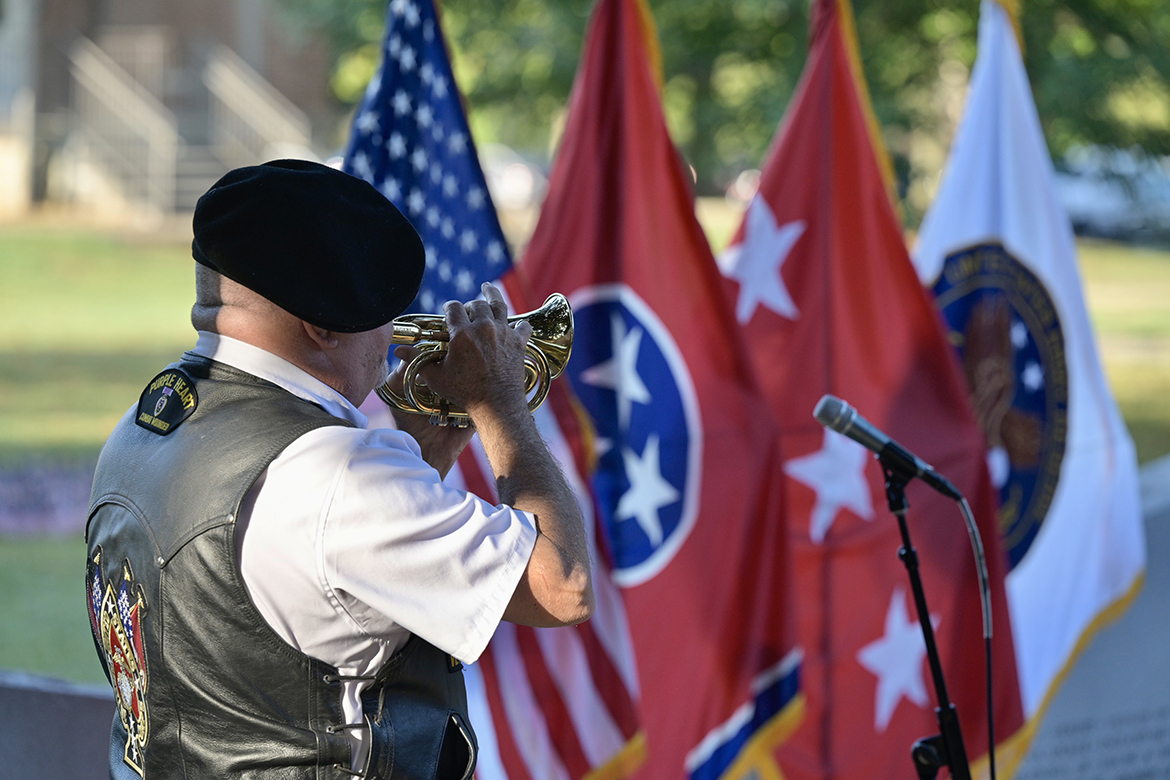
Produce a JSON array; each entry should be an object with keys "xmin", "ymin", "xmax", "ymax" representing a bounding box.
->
[{"xmin": 912, "ymin": 735, "xmax": 945, "ymax": 780}]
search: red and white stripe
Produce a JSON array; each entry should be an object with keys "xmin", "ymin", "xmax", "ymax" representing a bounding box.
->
[{"xmin": 460, "ymin": 398, "xmax": 643, "ymax": 780}]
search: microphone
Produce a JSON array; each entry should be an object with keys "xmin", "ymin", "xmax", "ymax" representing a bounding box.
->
[{"xmin": 813, "ymin": 395, "xmax": 963, "ymax": 500}]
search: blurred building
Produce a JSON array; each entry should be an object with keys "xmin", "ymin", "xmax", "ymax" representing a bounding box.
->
[
  {"xmin": 0, "ymin": 0, "xmax": 340, "ymax": 220},
  {"xmin": 0, "ymin": 0, "xmax": 37, "ymax": 217}
]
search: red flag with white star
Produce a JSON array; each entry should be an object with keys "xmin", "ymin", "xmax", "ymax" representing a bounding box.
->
[
  {"xmin": 717, "ymin": 0, "xmax": 1025, "ymax": 777},
  {"xmin": 509, "ymin": 0, "xmax": 803, "ymax": 778}
]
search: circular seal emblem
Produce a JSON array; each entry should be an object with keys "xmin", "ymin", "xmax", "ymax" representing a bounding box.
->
[
  {"xmin": 567, "ymin": 284, "xmax": 702, "ymax": 587},
  {"xmin": 932, "ymin": 243, "xmax": 1068, "ymax": 569}
]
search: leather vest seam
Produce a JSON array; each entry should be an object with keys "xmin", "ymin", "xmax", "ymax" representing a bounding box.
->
[
  {"xmin": 171, "ymin": 364, "xmax": 359, "ymax": 672},
  {"xmin": 86, "ymin": 494, "xmax": 162, "ymax": 561},
  {"xmin": 159, "ymin": 515, "xmax": 234, "ymax": 565},
  {"xmin": 216, "ymin": 422, "xmax": 371, "ymax": 670},
  {"xmin": 157, "ymin": 563, "xmax": 191, "ymax": 780},
  {"xmin": 224, "ymin": 418, "xmax": 345, "ymax": 525}
]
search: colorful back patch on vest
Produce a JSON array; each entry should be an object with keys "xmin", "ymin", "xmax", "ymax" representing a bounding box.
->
[
  {"xmin": 135, "ymin": 368, "xmax": 197, "ymax": 435},
  {"xmin": 88, "ymin": 548, "xmax": 150, "ymax": 777}
]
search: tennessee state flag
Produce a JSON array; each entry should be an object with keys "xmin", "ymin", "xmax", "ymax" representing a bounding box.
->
[
  {"xmin": 716, "ymin": 0, "xmax": 1025, "ymax": 777},
  {"xmin": 341, "ymin": 1, "xmax": 645, "ymax": 777},
  {"xmin": 509, "ymin": 0, "xmax": 803, "ymax": 777}
]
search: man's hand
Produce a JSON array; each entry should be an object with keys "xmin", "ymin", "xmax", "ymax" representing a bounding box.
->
[
  {"xmin": 385, "ymin": 283, "xmax": 531, "ymax": 477},
  {"xmin": 384, "ymin": 348, "xmax": 476, "ymax": 478},
  {"xmin": 415, "ymin": 283, "xmax": 534, "ymax": 420}
]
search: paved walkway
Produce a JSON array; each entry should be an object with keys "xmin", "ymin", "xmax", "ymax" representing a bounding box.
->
[{"xmin": 1015, "ymin": 455, "xmax": 1170, "ymax": 780}]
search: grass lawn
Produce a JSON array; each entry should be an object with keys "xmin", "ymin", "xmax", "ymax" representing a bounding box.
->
[
  {"xmin": 0, "ymin": 534, "xmax": 108, "ymax": 686},
  {"xmin": 0, "ymin": 220, "xmax": 1167, "ymax": 686},
  {"xmin": 0, "ymin": 224, "xmax": 194, "ymax": 464},
  {"xmin": 1079, "ymin": 239, "xmax": 1170, "ymax": 465},
  {"xmin": 0, "ymin": 224, "xmax": 192, "ymax": 684}
]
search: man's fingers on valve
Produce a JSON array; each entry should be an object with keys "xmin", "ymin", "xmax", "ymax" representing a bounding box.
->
[
  {"xmin": 464, "ymin": 298, "xmax": 495, "ymax": 324},
  {"xmin": 482, "ymin": 283, "xmax": 509, "ymax": 320},
  {"xmin": 442, "ymin": 299, "xmax": 470, "ymax": 328}
]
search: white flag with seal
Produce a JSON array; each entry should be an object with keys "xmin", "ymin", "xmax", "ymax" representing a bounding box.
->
[{"xmin": 912, "ymin": 0, "xmax": 1145, "ymax": 736}]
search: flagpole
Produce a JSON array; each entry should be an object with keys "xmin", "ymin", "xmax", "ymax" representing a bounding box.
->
[{"xmin": 881, "ymin": 463, "xmax": 973, "ymax": 780}]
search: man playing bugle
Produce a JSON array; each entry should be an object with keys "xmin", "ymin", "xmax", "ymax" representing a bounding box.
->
[{"xmin": 85, "ymin": 159, "xmax": 592, "ymax": 780}]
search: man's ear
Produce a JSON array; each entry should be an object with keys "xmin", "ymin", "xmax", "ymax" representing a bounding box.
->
[{"xmin": 302, "ymin": 320, "xmax": 339, "ymax": 349}]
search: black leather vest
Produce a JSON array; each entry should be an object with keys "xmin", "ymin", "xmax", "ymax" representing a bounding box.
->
[{"xmin": 86, "ymin": 355, "xmax": 477, "ymax": 779}]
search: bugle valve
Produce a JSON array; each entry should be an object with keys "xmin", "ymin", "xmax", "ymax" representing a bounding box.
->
[{"xmin": 376, "ymin": 293, "xmax": 573, "ymax": 427}]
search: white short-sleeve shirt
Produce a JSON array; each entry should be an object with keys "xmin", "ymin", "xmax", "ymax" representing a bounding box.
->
[{"xmin": 189, "ymin": 332, "xmax": 537, "ymax": 767}]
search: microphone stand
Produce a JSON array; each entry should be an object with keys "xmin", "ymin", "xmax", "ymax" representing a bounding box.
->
[{"xmin": 880, "ymin": 459, "xmax": 972, "ymax": 780}]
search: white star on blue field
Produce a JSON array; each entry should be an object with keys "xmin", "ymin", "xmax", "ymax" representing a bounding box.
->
[{"xmin": 343, "ymin": 0, "xmax": 509, "ymax": 315}]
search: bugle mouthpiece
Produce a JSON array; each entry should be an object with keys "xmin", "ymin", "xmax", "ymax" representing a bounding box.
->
[{"xmin": 390, "ymin": 320, "xmax": 448, "ymax": 345}]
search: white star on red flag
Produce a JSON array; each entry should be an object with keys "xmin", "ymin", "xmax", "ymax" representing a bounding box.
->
[
  {"xmin": 784, "ymin": 428, "xmax": 875, "ymax": 543},
  {"xmin": 856, "ymin": 586, "xmax": 939, "ymax": 732},
  {"xmin": 718, "ymin": 196, "xmax": 806, "ymax": 323}
]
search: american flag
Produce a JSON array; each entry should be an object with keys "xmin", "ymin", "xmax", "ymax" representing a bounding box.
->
[
  {"xmin": 343, "ymin": 0, "xmax": 509, "ymax": 315},
  {"xmin": 342, "ymin": 3, "xmax": 645, "ymax": 779}
]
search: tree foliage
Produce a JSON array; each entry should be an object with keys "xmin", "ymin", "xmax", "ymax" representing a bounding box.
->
[{"xmin": 276, "ymin": 0, "xmax": 1170, "ymax": 217}]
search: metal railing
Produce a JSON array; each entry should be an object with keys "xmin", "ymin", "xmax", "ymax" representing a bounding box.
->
[
  {"xmin": 68, "ymin": 37, "xmax": 179, "ymax": 212},
  {"xmin": 95, "ymin": 26, "xmax": 170, "ymax": 100},
  {"xmin": 204, "ymin": 45, "xmax": 313, "ymax": 169}
]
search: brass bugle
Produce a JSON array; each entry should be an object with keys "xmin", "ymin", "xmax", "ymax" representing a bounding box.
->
[{"xmin": 376, "ymin": 293, "xmax": 573, "ymax": 427}]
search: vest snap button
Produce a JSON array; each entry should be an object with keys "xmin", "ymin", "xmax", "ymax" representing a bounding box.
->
[{"xmin": 156, "ymin": 556, "xmax": 164, "ymax": 566}]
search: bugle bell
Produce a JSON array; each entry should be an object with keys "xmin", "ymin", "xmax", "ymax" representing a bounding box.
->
[{"xmin": 376, "ymin": 293, "xmax": 573, "ymax": 427}]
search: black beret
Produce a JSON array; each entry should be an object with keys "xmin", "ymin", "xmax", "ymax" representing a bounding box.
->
[{"xmin": 192, "ymin": 159, "xmax": 424, "ymax": 333}]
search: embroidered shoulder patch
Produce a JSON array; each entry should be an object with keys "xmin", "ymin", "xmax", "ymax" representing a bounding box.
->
[
  {"xmin": 88, "ymin": 548, "xmax": 150, "ymax": 777},
  {"xmin": 135, "ymin": 368, "xmax": 197, "ymax": 435}
]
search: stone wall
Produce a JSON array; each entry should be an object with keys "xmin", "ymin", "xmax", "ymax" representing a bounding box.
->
[{"xmin": 0, "ymin": 670, "xmax": 113, "ymax": 780}]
